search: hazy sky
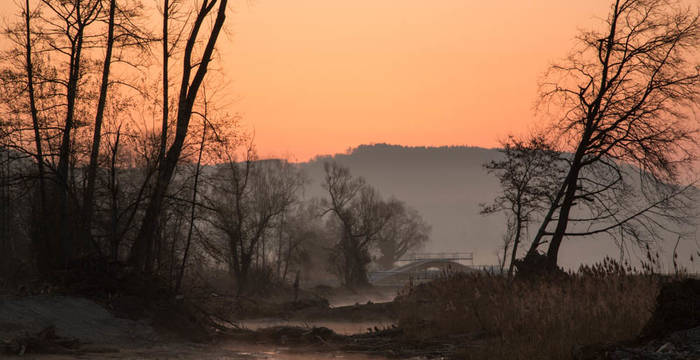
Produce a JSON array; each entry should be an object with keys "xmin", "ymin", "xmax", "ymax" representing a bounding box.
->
[{"xmin": 0, "ymin": 0, "xmax": 644, "ymax": 160}]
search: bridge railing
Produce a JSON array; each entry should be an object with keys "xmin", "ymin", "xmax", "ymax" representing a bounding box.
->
[{"xmin": 398, "ymin": 252, "xmax": 474, "ymax": 264}]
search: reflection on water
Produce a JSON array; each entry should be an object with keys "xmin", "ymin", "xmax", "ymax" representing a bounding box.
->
[
  {"xmin": 33, "ymin": 342, "xmax": 396, "ymax": 359},
  {"xmin": 222, "ymin": 343, "xmax": 391, "ymax": 360},
  {"xmin": 237, "ymin": 320, "xmax": 395, "ymax": 335}
]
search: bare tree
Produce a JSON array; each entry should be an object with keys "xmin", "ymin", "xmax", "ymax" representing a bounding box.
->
[
  {"xmin": 527, "ymin": 0, "xmax": 700, "ymax": 272},
  {"xmin": 158, "ymin": 0, "xmax": 189, "ymax": 169},
  {"xmin": 130, "ymin": 0, "xmax": 228, "ymax": 272},
  {"xmin": 0, "ymin": 0, "xmax": 106, "ymax": 267},
  {"xmin": 83, "ymin": 0, "xmax": 151, "ymax": 247},
  {"xmin": 272, "ymin": 202, "xmax": 326, "ymax": 282},
  {"xmin": 496, "ymin": 216, "xmax": 516, "ymax": 274},
  {"xmin": 375, "ymin": 200, "xmax": 430, "ymax": 270},
  {"xmin": 174, "ymin": 101, "xmax": 209, "ymax": 294},
  {"xmin": 322, "ymin": 161, "xmax": 395, "ymax": 287},
  {"xmin": 7, "ymin": 0, "xmax": 51, "ymax": 271},
  {"xmin": 22, "ymin": 0, "xmax": 46, "ymax": 214},
  {"xmin": 481, "ymin": 135, "xmax": 565, "ymax": 276},
  {"xmin": 48, "ymin": 0, "xmax": 104, "ymax": 264},
  {"xmin": 1, "ymin": 0, "xmax": 152, "ymax": 270},
  {"xmin": 206, "ymin": 151, "xmax": 304, "ymax": 294},
  {"xmin": 95, "ymin": 119, "xmax": 160, "ymax": 262}
]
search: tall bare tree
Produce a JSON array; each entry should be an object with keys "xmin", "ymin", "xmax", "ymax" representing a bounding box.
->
[
  {"xmin": 130, "ymin": 0, "xmax": 228, "ymax": 272},
  {"xmin": 526, "ymin": 0, "xmax": 700, "ymax": 272},
  {"xmin": 23, "ymin": 0, "xmax": 46, "ymax": 212},
  {"xmin": 82, "ymin": 0, "xmax": 116, "ymax": 247},
  {"xmin": 174, "ymin": 101, "xmax": 209, "ymax": 294},
  {"xmin": 48, "ymin": 0, "xmax": 104, "ymax": 264}
]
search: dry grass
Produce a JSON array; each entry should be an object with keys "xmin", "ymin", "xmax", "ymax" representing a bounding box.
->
[{"xmin": 397, "ymin": 260, "xmax": 663, "ymax": 360}]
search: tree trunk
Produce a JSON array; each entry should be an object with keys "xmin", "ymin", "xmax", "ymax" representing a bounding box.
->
[
  {"xmin": 55, "ymin": 21, "xmax": 86, "ymax": 267},
  {"xmin": 237, "ymin": 253, "xmax": 252, "ymax": 295},
  {"xmin": 344, "ymin": 237, "xmax": 369, "ymax": 288},
  {"xmin": 543, "ymin": 135, "xmax": 589, "ymax": 270},
  {"xmin": 508, "ymin": 205, "xmax": 523, "ymax": 277},
  {"xmin": 130, "ymin": 0, "xmax": 228, "ymax": 272},
  {"xmin": 23, "ymin": 0, "xmax": 49, "ymax": 273},
  {"xmin": 108, "ymin": 127, "xmax": 121, "ymax": 261},
  {"xmin": 83, "ymin": 0, "xmax": 116, "ymax": 249},
  {"xmin": 276, "ymin": 220, "xmax": 283, "ymax": 279},
  {"xmin": 159, "ymin": 0, "xmax": 169, "ymax": 165},
  {"xmin": 175, "ymin": 121, "xmax": 206, "ymax": 294},
  {"xmin": 282, "ymin": 234, "xmax": 291, "ymax": 282},
  {"xmin": 545, "ymin": 167, "xmax": 580, "ymax": 269}
]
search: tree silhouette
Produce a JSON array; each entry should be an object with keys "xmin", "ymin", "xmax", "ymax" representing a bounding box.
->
[
  {"xmin": 206, "ymin": 154, "xmax": 304, "ymax": 294},
  {"xmin": 527, "ymin": 0, "xmax": 699, "ymax": 271},
  {"xmin": 375, "ymin": 200, "xmax": 430, "ymax": 270},
  {"xmin": 481, "ymin": 134, "xmax": 565, "ymax": 276},
  {"xmin": 322, "ymin": 161, "xmax": 396, "ymax": 287},
  {"xmin": 130, "ymin": 0, "xmax": 228, "ymax": 272}
]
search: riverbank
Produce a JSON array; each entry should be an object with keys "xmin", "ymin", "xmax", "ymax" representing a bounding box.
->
[{"xmin": 4, "ymin": 271, "xmax": 700, "ymax": 359}]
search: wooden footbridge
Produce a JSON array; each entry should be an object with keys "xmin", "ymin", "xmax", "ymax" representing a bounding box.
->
[{"xmin": 369, "ymin": 252, "xmax": 477, "ymax": 286}]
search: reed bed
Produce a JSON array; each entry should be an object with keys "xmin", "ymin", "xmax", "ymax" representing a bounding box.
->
[{"xmin": 397, "ymin": 259, "xmax": 663, "ymax": 360}]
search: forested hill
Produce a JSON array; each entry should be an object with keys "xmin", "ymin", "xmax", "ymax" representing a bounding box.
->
[{"xmin": 296, "ymin": 143, "xmax": 698, "ymax": 270}]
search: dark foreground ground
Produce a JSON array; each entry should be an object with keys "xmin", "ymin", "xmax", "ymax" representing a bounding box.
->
[
  {"xmin": 4, "ymin": 278, "xmax": 700, "ymax": 360},
  {"xmin": 0, "ymin": 287, "xmax": 441, "ymax": 360}
]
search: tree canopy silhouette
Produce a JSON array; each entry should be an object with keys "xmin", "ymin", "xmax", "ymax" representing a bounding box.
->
[{"xmin": 525, "ymin": 0, "xmax": 700, "ymax": 272}]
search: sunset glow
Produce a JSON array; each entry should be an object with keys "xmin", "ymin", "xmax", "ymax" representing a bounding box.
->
[
  {"xmin": 221, "ymin": 0, "xmax": 615, "ymax": 160},
  {"xmin": 0, "ymin": 0, "xmax": 663, "ymax": 160}
]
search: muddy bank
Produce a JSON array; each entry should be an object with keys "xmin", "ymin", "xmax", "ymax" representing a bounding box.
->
[
  {"xmin": 228, "ymin": 286, "xmax": 399, "ymax": 322},
  {"xmin": 290, "ymin": 300, "xmax": 397, "ymax": 322},
  {"xmin": 238, "ymin": 319, "xmax": 395, "ymax": 336},
  {"xmin": 228, "ymin": 286, "xmax": 400, "ymax": 337},
  {"xmin": 219, "ymin": 325, "xmax": 455, "ymax": 359},
  {"xmin": 1, "ymin": 292, "xmax": 439, "ymax": 359},
  {"xmin": 0, "ymin": 295, "xmax": 157, "ymax": 346}
]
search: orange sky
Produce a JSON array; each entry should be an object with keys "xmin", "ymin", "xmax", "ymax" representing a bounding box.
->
[
  {"xmin": 0, "ymin": 0, "xmax": 649, "ymax": 161},
  {"xmin": 221, "ymin": 0, "xmax": 616, "ymax": 160}
]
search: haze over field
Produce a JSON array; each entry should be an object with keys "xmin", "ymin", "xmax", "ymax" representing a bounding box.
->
[{"xmin": 298, "ymin": 144, "xmax": 700, "ymax": 270}]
